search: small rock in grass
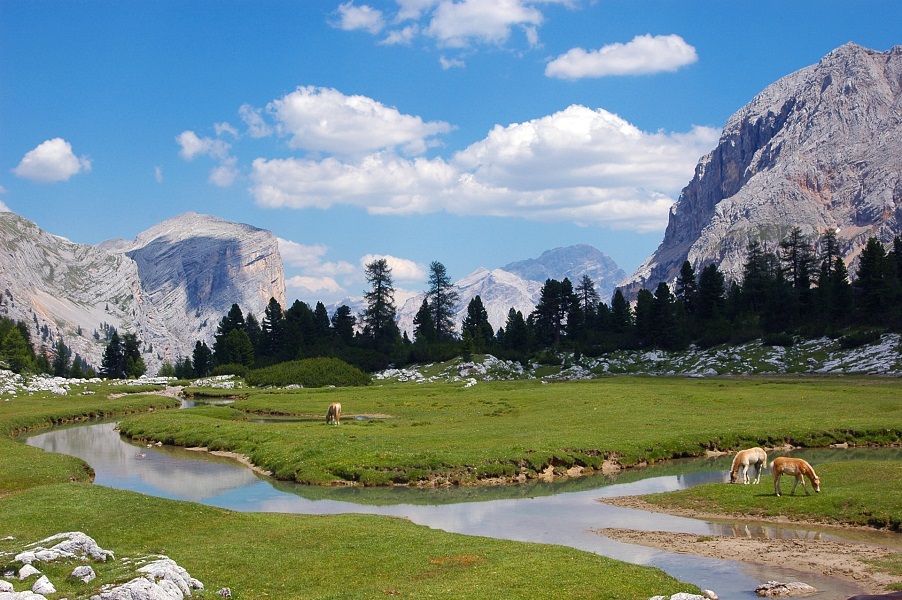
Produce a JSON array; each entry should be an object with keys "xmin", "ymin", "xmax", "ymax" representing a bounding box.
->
[
  {"xmin": 70, "ymin": 565, "xmax": 96, "ymax": 583},
  {"xmin": 31, "ymin": 575, "xmax": 56, "ymax": 595},
  {"xmin": 18, "ymin": 565, "xmax": 40, "ymax": 580}
]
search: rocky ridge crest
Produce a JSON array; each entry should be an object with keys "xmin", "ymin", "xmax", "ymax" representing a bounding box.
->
[
  {"xmin": 621, "ymin": 43, "xmax": 902, "ymax": 297},
  {"xmin": 0, "ymin": 211, "xmax": 284, "ymax": 371}
]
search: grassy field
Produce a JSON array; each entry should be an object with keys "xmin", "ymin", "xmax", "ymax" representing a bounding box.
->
[
  {"xmin": 639, "ymin": 459, "xmax": 902, "ymax": 531},
  {"xmin": 3, "ymin": 375, "xmax": 901, "ymax": 598},
  {"xmin": 117, "ymin": 376, "xmax": 902, "ymax": 486},
  {"xmin": 0, "ymin": 379, "xmax": 700, "ymax": 599}
]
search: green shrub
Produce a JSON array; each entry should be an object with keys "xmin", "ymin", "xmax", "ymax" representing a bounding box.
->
[
  {"xmin": 763, "ymin": 332, "xmax": 795, "ymax": 347},
  {"xmin": 246, "ymin": 357, "xmax": 371, "ymax": 388},
  {"xmin": 211, "ymin": 363, "xmax": 249, "ymax": 378},
  {"xmin": 839, "ymin": 329, "xmax": 882, "ymax": 349}
]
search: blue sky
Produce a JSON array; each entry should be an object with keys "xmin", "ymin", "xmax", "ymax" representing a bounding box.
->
[{"xmin": 2, "ymin": 1, "xmax": 899, "ymax": 307}]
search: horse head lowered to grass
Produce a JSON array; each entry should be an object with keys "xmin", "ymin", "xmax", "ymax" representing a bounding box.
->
[
  {"xmin": 730, "ymin": 447, "xmax": 767, "ymax": 484},
  {"xmin": 771, "ymin": 456, "xmax": 820, "ymax": 496},
  {"xmin": 326, "ymin": 402, "xmax": 342, "ymax": 425}
]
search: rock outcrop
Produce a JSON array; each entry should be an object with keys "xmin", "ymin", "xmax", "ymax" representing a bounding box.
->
[
  {"xmin": 0, "ymin": 211, "xmax": 285, "ymax": 371},
  {"xmin": 621, "ymin": 43, "xmax": 902, "ymax": 298}
]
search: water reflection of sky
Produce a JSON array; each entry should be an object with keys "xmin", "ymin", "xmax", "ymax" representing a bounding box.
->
[{"xmin": 26, "ymin": 422, "xmax": 891, "ymax": 600}]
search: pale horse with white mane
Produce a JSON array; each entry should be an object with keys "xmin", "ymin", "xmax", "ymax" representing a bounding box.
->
[{"xmin": 729, "ymin": 447, "xmax": 768, "ymax": 484}]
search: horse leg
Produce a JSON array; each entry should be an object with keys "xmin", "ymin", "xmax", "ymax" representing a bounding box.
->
[
  {"xmin": 791, "ymin": 475, "xmax": 801, "ymax": 495},
  {"xmin": 753, "ymin": 462, "xmax": 761, "ymax": 484},
  {"xmin": 775, "ymin": 474, "xmax": 782, "ymax": 497}
]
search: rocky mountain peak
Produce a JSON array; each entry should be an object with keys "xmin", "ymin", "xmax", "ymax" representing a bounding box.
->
[
  {"xmin": 0, "ymin": 211, "xmax": 285, "ymax": 371},
  {"xmin": 620, "ymin": 43, "xmax": 902, "ymax": 298}
]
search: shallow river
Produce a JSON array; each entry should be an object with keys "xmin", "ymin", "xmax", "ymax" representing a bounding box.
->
[{"xmin": 25, "ymin": 422, "xmax": 902, "ymax": 599}]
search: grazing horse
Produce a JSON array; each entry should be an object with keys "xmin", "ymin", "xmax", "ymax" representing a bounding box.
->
[
  {"xmin": 730, "ymin": 447, "xmax": 768, "ymax": 484},
  {"xmin": 326, "ymin": 402, "xmax": 342, "ymax": 425},
  {"xmin": 771, "ymin": 456, "xmax": 820, "ymax": 496}
]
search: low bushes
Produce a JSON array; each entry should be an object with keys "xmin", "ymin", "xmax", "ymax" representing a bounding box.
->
[{"xmin": 246, "ymin": 357, "xmax": 371, "ymax": 388}]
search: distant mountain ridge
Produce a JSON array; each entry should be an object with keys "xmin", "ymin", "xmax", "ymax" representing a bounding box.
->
[
  {"xmin": 0, "ymin": 211, "xmax": 284, "ymax": 371},
  {"xmin": 620, "ymin": 43, "xmax": 902, "ymax": 298},
  {"xmin": 396, "ymin": 245, "xmax": 625, "ymax": 336}
]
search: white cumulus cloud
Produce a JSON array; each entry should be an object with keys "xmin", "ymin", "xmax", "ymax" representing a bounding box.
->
[
  {"xmin": 268, "ymin": 86, "xmax": 452, "ymax": 156},
  {"xmin": 337, "ymin": 0, "xmax": 567, "ymax": 55},
  {"xmin": 208, "ymin": 159, "xmax": 239, "ymax": 187},
  {"xmin": 0, "ymin": 199, "xmax": 10, "ymax": 212},
  {"xmin": 426, "ymin": 0, "xmax": 543, "ymax": 48},
  {"xmin": 286, "ymin": 276, "xmax": 344, "ymax": 296},
  {"xmin": 13, "ymin": 138, "xmax": 92, "ymax": 182},
  {"xmin": 546, "ymin": 34, "xmax": 698, "ymax": 79},
  {"xmin": 334, "ymin": 2, "xmax": 385, "ymax": 34},
  {"xmin": 250, "ymin": 103, "xmax": 719, "ymax": 232},
  {"xmin": 360, "ymin": 254, "xmax": 426, "ymax": 281},
  {"xmin": 176, "ymin": 130, "xmax": 231, "ymax": 160}
]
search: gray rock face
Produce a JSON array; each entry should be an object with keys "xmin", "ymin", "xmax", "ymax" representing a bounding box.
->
[
  {"xmin": 0, "ymin": 212, "xmax": 285, "ymax": 371},
  {"xmin": 621, "ymin": 43, "xmax": 902, "ymax": 298},
  {"xmin": 502, "ymin": 244, "xmax": 626, "ymax": 303}
]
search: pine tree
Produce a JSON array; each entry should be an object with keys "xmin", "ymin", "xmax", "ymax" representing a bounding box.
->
[
  {"xmin": 675, "ymin": 261, "xmax": 698, "ymax": 316},
  {"xmin": 853, "ymin": 237, "xmax": 895, "ymax": 325},
  {"xmin": 530, "ymin": 278, "xmax": 578, "ymax": 349},
  {"xmin": 426, "ymin": 261, "xmax": 459, "ymax": 342},
  {"xmin": 192, "ymin": 341, "xmax": 213, "ymax": 377},
  {"xmin": 330, "ymin": 305, "xmax": 356, "ymax": 345},
  {"xmin": 461, "ymin": 295, "xmax": 494, "ymax": 354},
  {"xmin": 0, "ymin": 319, "xmax": 35, "ymax": 373},
  {"xmin": 413, "ymin": 299, "xmax": 435, "ymax": 344},
  {"xmin": 214, "ymin": 304, "xmax": 245, "ymax": 365},
  {"xmin": 261, "ymin": 297, "xmax": 286, "ymax": 359},
  {"xmin": 100, "ymin": 331, "xmax": 125, "ymax": 379},
  {"xmin": 361, "ymin": 258, "xmax": 401, "ymax": 352},
  {"xmin": 52, "ymin": 339, "xmax": 71, "ymax": 377},
  {"xmin": 244, "ymin": 313, "xmax": 264, "ymax": 357},
  {"xmin": 122, "ymin": 333, "xmax": 146, "ymax": 378},
  {"xmin": 610, "ymin": 289, "xmax": 632, "ymax": 334}
]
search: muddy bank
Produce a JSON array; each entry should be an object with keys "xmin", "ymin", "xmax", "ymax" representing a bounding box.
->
[{"xmin": 597, "ymin": 496, "xmax": 902, "ymax": 595}]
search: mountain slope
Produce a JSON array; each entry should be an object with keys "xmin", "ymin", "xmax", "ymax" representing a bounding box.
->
[
  {"xmin": 0, "ymin": 212, "xmax": 285, "ymax": 371},
  {"xmin": 621, "ymin": 43, "xmax": 902, "ymax": 297}
]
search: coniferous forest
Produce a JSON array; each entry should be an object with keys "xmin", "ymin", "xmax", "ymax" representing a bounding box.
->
[{"xmin": 3, "ymin": 231, "xmax": 901, "ymax": 380}]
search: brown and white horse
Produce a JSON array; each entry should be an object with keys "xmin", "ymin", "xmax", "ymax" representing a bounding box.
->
[
  {"xmin": 771, "ymin": 456, "xmax": 820, "ymax": 496},
  {"xmin": 326, "ymin": 402, "xmax": 342, "ymax": 425},
  {"xmin": 730, "ymin": 447, "xmax": 767, "ymax": 484}
]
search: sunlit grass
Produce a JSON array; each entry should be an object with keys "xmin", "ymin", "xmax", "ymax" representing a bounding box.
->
[{"xmin": 118, "ymin": 376, "xmax": 902, "ymax": 486}]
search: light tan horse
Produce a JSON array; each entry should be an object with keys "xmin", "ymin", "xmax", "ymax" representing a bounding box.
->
[
  {"xmin": 771, "ymin": 456, "xmax": 820, "ymax": 496},
  {"xmin": 326, "ymin": 402, "xmax": 342, "ymax": 425},
  {"xmin": 730, "ymin": 447, "xmax": 767, "ymax": 484}
]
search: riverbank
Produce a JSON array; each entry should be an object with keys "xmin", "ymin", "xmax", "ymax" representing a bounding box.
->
[{"xmin": 598, "ymin": 495, "xmax": 902, "ymax": 594}]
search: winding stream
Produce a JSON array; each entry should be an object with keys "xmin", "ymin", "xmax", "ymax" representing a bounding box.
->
[{"xmin": 25, "ymin": 421, "xmax": 902, "ymax": 599}]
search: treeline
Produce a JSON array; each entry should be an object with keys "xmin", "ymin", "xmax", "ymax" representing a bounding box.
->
[
  {"xmin": 160, "ymin": 231, "xmax": 902, "ymax": 378},
  {"xmin": 0, "ymin": 317, "xmax": 95, "ymax": 377}
]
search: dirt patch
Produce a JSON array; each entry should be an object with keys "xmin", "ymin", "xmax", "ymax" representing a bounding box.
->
[
  {"xmin": 183, "ymin": 447, "xmax": 273, "ymax": 477},
  {"xmin": 596, "ymin": 496, "xmax": 902, "ymax": 595}
]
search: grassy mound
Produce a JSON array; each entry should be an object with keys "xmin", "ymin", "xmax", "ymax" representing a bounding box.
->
[{"xmin": 246, "ymin": 357, "xmax": 371, "ymax": 388}]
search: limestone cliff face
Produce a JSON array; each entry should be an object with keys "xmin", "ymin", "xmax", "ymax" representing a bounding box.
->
[
  {"xmin": 0, "ymin": 211, "xmax": 285, "ymax": 371},
  {"xmin": 621, "ymin": 43, "xmax": 902, "ymax": 298}
]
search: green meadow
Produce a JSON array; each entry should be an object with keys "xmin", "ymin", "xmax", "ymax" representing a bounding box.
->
[
  {"xmin": 120, "ymin": 376, "xmax": 902, "ymax": 486},
  {"xmin": 2, "ymin": 375, "xmax": 901, "ymax": 598}
]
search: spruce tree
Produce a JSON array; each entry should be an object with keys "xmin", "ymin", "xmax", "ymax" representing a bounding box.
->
[
  {"xmin": 100, "ymin": 331, "xmax": 125, "ymax": 379},
  {"xmin": 361, "ymin": 258, "xmax": 401, "ymax": 353},
  {"xmin": 426, "ymin": 261, "xmax": 459, "ymax": 342},
  {"xmin": 461, "ymin": 295, "xmax": 494, "ymax": 354},
  {"xmin": 192, "ymin": 341, "xmax": 213, "ymax": 377},
  {"xmin": 330, "ymin": 305, "xmax": 356, "ymax": 345}
]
